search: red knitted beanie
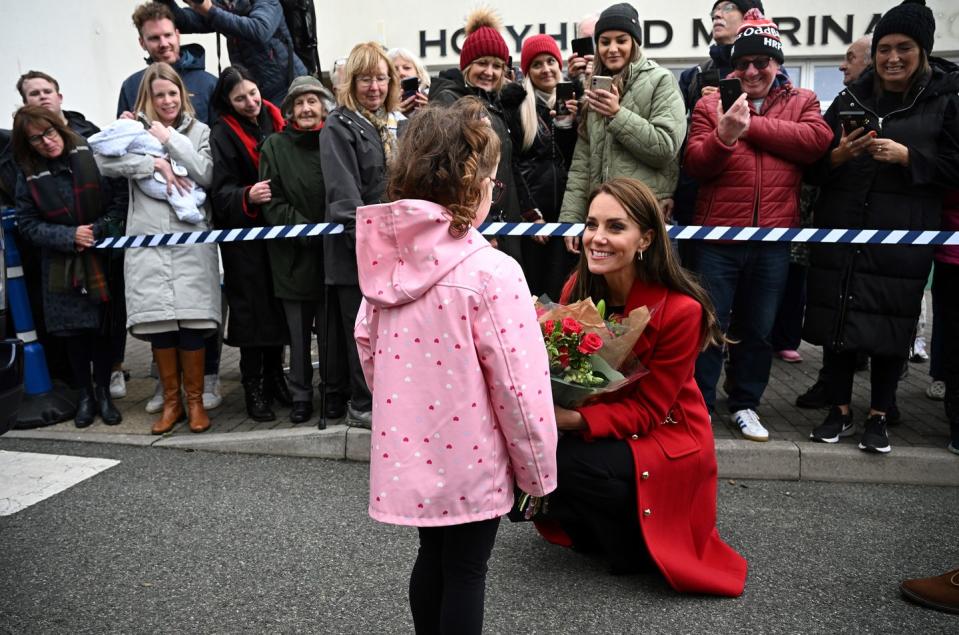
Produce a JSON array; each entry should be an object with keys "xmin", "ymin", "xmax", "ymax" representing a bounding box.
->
[
  {"xmin": 521, "ymin": 35, "xmax": 563, "ymax": 77},
  {"xmin": 459, "ymin": 9, "xmax": 509, "ymax": 70}
]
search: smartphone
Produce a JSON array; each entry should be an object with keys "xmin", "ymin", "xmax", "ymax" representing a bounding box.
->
[
  {"xmin": 571, "ymin": 36, "xmax": 595, "ymax": 57},
  {"xmin": 719, "ymin": 78, "xmax": 743, "ymax": 113},
  {"xmin": 555, "ymin": 81, "xmax": 574, "ymax": 114},
  {"xmin": 700, "ymin": 68, "xmax": 721, "ymax": 89},
  {"xmin": 590, "ymin": 75, "xmax": 613, "ymax": 93},
  {"xmin": 400, "ymin": 76, "xmax": 419, "ymax": 100},
  {"xmin": 136, "ymin": 111, "xmax": 152, "ymax": 130},
  {"xmin": 839, "ymin": 110, "xmax": 872, "ymax": 135}
]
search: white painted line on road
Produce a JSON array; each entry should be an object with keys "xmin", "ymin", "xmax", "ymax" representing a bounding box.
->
[{"xmin": 0, "ymin": 451, "xmax": 120, "ymax": 516}]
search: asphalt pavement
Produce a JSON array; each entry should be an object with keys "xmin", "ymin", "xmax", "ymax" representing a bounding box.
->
[{"xmin": 1, "ymin": 438, "xmax": 957, "ymax": 634}]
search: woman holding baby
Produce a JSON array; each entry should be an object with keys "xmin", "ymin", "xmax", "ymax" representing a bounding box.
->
[{"xmin": 96, "ymin": 61, "xmax": 222, "ymax": 435}]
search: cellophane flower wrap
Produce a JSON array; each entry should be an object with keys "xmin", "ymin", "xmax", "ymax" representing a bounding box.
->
[{"xmin": 535, "ymin": 296, "xmax": 651, "ymax": 408}]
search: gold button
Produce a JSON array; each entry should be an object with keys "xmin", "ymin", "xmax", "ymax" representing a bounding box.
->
[
  {"xmin": 643, "ymin": 508, "xmax": 652, "ymax": 517},
  {"xmin": 641, "ymin": 471, "xmax": 649, "ymax": 480},
  {"xmin": 630, "ymin": 434, "xmax": 639, "ymax": 440}
]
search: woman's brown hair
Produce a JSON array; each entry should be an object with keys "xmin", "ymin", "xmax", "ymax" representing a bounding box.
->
[
  {"xmin": 387, "ymin": 97, "xmax": 501, "ymax": 238},
  {"xmin": 133, "ymin": 62, "xmax": 196, "ymax": 126},
  {"xmin": 578, "ymin": 34, "xmax": 641, "ymax": 138},
  {"xmin": 11, "ymin": 105, "xmax": 83, "ymax": 176},
  {"xmin": 566, "ymin": 178, "xmax": 724, "ymax": 350}
]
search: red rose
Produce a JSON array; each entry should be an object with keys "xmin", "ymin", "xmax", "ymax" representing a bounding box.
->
[
  {"xmin": 577, "ymin": 332, "xmax": 604, "ymax": 355},
  {"xmin": 561, "ymin": 318, "xmax": 583, "ymax": 335},
  {"xmin": 543, "ymin": 320, "xmax": 556, "ymax": 335},
  {"xmin": 558, "ymin": 353, "xmax": 570, "ymax": 367}
]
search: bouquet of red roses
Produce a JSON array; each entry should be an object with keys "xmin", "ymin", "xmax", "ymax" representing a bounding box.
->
[{"xmin": 536, "ymin": 297, "xmax": 651, "ymax": 408}]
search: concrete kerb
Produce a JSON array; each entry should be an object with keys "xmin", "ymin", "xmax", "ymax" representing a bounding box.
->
[{"xmin": 5, "ymin": 428, "xmax": 958, "ymax": 486}]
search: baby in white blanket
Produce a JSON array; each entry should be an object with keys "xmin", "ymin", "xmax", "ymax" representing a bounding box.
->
[{"xmin": 89, "ymin": 119, "xmax": 206, "ymax": 224}]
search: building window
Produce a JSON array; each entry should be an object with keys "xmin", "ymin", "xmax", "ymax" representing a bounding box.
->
[{"xmin": 814, "ymin": 62, "xmax": 846, "ymax": 103}]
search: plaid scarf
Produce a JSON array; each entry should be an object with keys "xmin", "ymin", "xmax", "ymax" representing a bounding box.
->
[
  {"xmin": 358, "ymin": 108, "xmax": 398, "ymax": 165},
  {"xmin": 26, "ymin": 145, "xmax": 110, "ymax": 303}
]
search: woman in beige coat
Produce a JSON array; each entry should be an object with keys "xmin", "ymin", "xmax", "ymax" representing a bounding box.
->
[{"xmin": 97, "ymin": 62, "xmax": 221, "ymax": 435}]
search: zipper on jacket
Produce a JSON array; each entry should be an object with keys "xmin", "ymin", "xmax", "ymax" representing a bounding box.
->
[
  {"xmin": 844, "ymin": 85, "xmax": 927, "ymax": 133},
  {"xmin": 752, "ymin": 151, "xmax": 761, "ymax": 226}
]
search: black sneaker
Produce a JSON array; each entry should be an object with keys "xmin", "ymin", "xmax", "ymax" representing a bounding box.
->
[
  {"xmin": 796, "ymin": 380, "xmax": 828, "ymax": 409},
  {"xmin": 810, "ymin": 406, "xmax": 855, "ymax": 443},
  {"xmin": 858, "ymin": 414, "xmax": 891, "ymax": 454}
]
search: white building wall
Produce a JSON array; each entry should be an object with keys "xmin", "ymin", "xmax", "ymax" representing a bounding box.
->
[{"xmin": 1, "ymin": 1, "xmax": 957, "ymax": 127}]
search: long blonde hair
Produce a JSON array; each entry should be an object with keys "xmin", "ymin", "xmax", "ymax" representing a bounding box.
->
[
  {"xmin": 518, "ymin": 76, "xmax": 540, "ymax": 151},
  {"xmin": 133, "ymin": 62, "xmax": 195, "ymax": 126}
]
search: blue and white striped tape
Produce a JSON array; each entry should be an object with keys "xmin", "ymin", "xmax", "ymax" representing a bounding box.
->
[{"xmin": 93, "ymin": 221, "xmax": 959, "ymax": 249}]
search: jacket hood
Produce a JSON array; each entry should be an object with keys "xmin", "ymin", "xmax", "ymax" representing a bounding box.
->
[
  {"xmin": 356, "ymin": 200, "xmax": 490, "ymax": 308},
  {"xmin": 144, "ymin": 43, "xmax": 208, "ymax": 72}
]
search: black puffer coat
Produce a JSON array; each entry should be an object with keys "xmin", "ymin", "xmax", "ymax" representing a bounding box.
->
[
  {"xmin": 804, "ymin": 59, "xmax": 959, "ymax": 357},
  {"xmin": 429, "ymin": 69, "xmax": 536, "ymax": 266},
  {"xmin": 210, "ymin": 107, "xmax": 288, "ymax": 348}
]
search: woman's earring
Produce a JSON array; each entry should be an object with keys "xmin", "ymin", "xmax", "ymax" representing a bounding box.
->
[{"xmin": 636, "ymin": 249, "xmax": 644, "ymax": 261}]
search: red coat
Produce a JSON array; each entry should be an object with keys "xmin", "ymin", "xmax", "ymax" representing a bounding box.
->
[
  {"xmin": 539, "ymin": 280, "xmax": 747, "ymax": 597},
  {"xmin": 684, "ymin": 82, "xmax": 832, "ymax": 228}
]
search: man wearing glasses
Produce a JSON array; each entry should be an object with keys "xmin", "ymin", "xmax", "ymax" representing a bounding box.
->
[{"xmin": 684, "ymin": 9, "xmax": 833, "ymax": 443}]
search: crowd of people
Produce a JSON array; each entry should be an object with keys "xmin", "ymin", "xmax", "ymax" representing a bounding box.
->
[
  {"xmin": 3, "ymin": 0, "xmax": 959, "ymax": 626},
  {"xmin": 2, "ymin": 0, "xmax": 958, "ymax": 446}
]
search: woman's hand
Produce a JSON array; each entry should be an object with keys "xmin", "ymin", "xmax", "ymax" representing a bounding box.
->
[
  {"xmin": 154, "ymin": 158, "xmax": 191, "ymax": 196},
  {"xmin": 585, "ymin": 84, "xmax": 620, "ymax": 118},
  {"xmin": 716, "ymin": 93, "xmax": 750, "ymax": 146},
  {"xmin": 531, "ymin": 218, "xmax": 548, "ymax": 245},
  {"xmin": 867, "ymin": 137, "xmax": 909, "ymax": 166},
  {"xmin": 660, "ymin": 198, "xmax": 675, "ymax": 223},
  {"xmin": 567, "ymin": 54, "xmax": 594, "ymax": 80},
  {"xmin": 399, "ymin": 91, "xmax": 429, "ymax": 115},
  {"xmin": 564, "ymin": 235, "xmax": 581, "ymax": 254},
  {"xmin": 74, "ymin": 224, "xmax": 95, "ymax": 251},
  {"xmin": 248, "ymin": 179, "xmax": 272, "ymax": 205},
  {"xmin": 554, "ymin": 405, "xmax": 585, "ymax": 431},
  {"xmin": 829, "ymin": 127, "xmax": 875, "ymax": 168},
  {"xmin": 119, "ymin": 111, "xmax": 136, "ymax": 121},
  {"xmin": 147, "ymin": 121, "xmax": 171, "ymax": 144}
]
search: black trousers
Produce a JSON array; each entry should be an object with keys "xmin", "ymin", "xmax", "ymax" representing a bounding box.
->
[
  {"xmin": 62, "ymin": 330, "xmax": 113, "ymax": 390},
  {"xmin": 823, "ymin": 348, "xmax": 902, "ymax": 413},
  {"xmin": 520, "ymin": 236, "xmax": 577, "ymax": 302},
  {"xmin": 329, "ymin": 284, "xmax": 372, "ymax": 411},
  {"xmin": 545, "ymin": 435, "xmax": 652, "ymax": 574},
  {"xmin": 238, "ymin": 345, "xmax": 283, "ymax": 381},
  {"xmin": 409, "ymin": 517, "xmax": 500, "ymax": 635}
]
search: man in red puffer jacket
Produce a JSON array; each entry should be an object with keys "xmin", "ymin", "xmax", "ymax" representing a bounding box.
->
[{"xmin": 684, "ymin": 9, "xmax": 832, "ymax": 442}]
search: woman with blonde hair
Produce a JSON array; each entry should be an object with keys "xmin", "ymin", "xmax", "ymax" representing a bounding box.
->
[
  {"xmin": 97, "ymin": 62, "xmax": 221, "ymax": 435},
  {"xmin": 429, "ymin": 8, "xmax": 538, "ymax": 267},
  {"xmin": 387, "ymin": 47, "xmax": 430, "ymax": 116},
  {"xmin": 320, "ymin": 41, "xmax": 406, "ymax": 429},
  {"xmin": 355, "ymin": 97, "xmax": 557, "ymax": 634}
]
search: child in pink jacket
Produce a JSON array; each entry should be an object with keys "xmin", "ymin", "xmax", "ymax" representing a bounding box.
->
[{"xmin": 354, "ymin": 98, "xmax": 558, "ymax": 634}]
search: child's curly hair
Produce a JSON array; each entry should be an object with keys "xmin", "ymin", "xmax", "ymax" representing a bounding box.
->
[{"xmin": 387, "ymin": 97, "xmax": 500, "ymax": 238}]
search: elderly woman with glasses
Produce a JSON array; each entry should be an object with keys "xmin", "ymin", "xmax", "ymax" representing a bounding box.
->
[{"xmin": 319, "ymin": 41, "xmax": 407, "ymax": 429}]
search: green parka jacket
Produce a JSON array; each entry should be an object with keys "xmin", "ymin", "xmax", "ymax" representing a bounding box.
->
[
  {"xmin": 260, "ymin": 124, "xmax": 326, "ymax": 301},
  {"xmin": 558, "ymin": 55, "xmax": 686, "ymax": 222}
]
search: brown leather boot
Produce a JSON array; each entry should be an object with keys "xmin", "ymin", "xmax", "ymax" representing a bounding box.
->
[
  {"xmin": 151, "ymin": 348, "xmax": 184, "ymax": 435},
  {"xmin": 180, "ymin": 348, "xmax": 211, "ymax": 433}
]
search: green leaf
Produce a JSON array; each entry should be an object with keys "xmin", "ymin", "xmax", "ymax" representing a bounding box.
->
[{"xmin": 596, "ymin": 299, "xmax": 606, "ymax": 320}]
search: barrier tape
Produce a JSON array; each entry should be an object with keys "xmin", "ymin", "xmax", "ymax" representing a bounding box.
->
[{"xmin": 93, "ymin": 221, "xmax": 959, "ymax": 249}]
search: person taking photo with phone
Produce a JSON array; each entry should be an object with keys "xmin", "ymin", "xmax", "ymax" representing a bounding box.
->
[
  {"xmin": 387, "ymin": 48, "xmax": 430, "ymax": 116},
  {"xmin": 803, "ymin": 0, "xmax": 959, "ymax": 454},
  {"xmin": 504, "ymin": 34, "xmax": 580, "ymax": 300},
  {"xmin": 684, "ymin": 9, "xmax": 832, "ymax": 442},
  {"xmin": 557, "ymin": 3, "xmax": 686, "ymax": 251}
]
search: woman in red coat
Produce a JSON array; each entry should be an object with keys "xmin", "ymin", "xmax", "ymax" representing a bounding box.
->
[{"xmin": 538, "ymin": 177, "xmax": 747, "ymax": 597}]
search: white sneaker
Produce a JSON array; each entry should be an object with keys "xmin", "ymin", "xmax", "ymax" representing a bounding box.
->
[
  {"xmin": 145, "ymin": 378, "xmax": 164, "ymax": 414},
  {"xmin": 909, "ymin": 336, "xmax": 929, "ymax": 362},
  {"xmin": 731, "ymin": 409, "xmax": 769, "ymax": 442},
  {"xmin": 109, "ymin": 370, "xmax": 127, "ymax": 399},
  {"xmin": 203, "ymin": 374, "xmax": 223, "ymax": 410},
  {"xmin": 926, "ymin": 380, "xmax": 946, "ymax": 401}
]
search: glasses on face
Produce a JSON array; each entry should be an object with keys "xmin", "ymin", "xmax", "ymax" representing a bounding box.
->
[
  {"xmin": 491, "ymin": 178, "xmax": 505, "ymax": 206},
  {"xmin": 27, "ymin": 126, "xmax": 58, "ymax": 146},
  {"xmin": 356, "ymin": 75, "xmax": 390, "ymax": 87},
  {"xmin": 733, "ymin": 56, "xmax": 772, "ymax": 72},
  {"xmin": 710, "ymin": 2, "xmax": 740, "ymax": 18}
]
